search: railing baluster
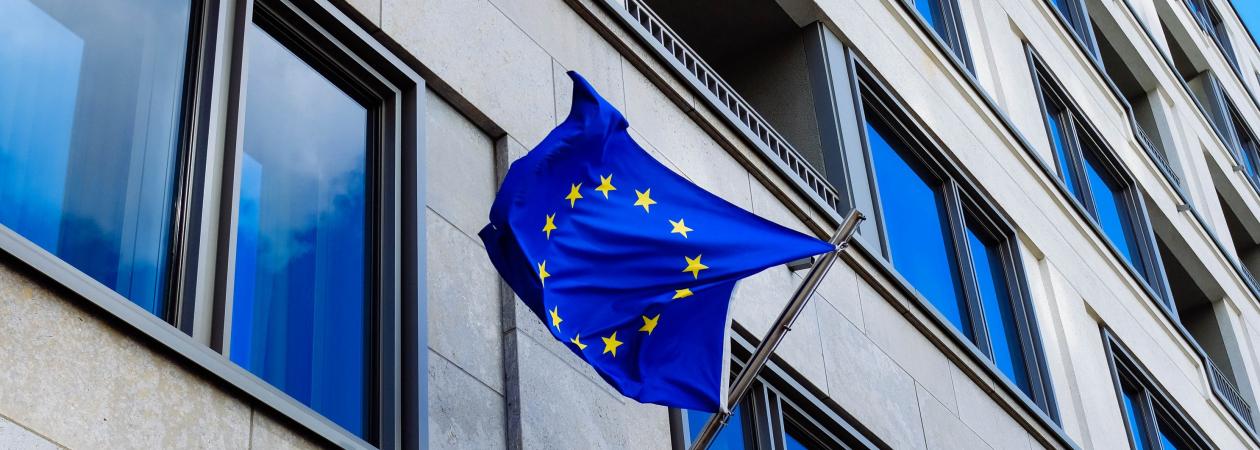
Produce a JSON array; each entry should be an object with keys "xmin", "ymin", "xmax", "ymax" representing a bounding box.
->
[{"xmin": 620, "ymin": 0, "xmax": 843, "ymax": 217}]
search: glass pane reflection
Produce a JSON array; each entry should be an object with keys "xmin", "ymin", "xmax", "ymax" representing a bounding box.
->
[
  {"xmin": 688, "ymin": 408, "xmax": 748, "ymax": 450},
  {"xmin": 0, "ymin": 0, "xmax": 194, "ymax": 315},
  {"xmin": 867, "ymin": 119, "xmax": 971, "ymax": 338},
  {"xmin": 229, "ymin": 23, "xmax": 370, "ymax": 438},
  {"xmin": 966, "ymin": 224, "xmax": 1032, "ymax": 395}
]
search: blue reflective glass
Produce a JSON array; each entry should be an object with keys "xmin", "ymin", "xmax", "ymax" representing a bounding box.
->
[
  {"xmin": 1122, "ymin": 386, "xmax": 1150, "ymax": 450},
  {"xmin": 867, "ymin": 120, "xmax": 971, "ymax": 337},
  {"xmin": 1044, "ymin": 109, "xmax": 1083, "ymax": 201},
  {"xmin": 1082, "ymin": 150, "xmax": 1146, "ymax": 275},
  {"xmin": 916, "ymin": 0, "xmax": 943, "ymax": 35},
  {"xmin": 688, "ymin": 408, "xmax": 747, "ymax": 450},
  {"xmin": 1053, "ymin": 0, "xmax": 1071, "ymax": 13},
  {"xmin": 1240, "ymin": 139, "xmax": 1260, "ymax": 182},
  {"xmin": 0, "ymin": 0, "xmax": 193, "ymax": 316},
  {"xmin": 229, "ymin": 24, "xmax": 370, "ymax": 437},
  {"xmin": 966, "ymin": 225, "xmax": 1032, "ymax": 395}
]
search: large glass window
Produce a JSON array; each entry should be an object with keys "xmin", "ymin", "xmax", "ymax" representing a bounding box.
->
[
  {"xmin": 860, "ymin": 84, "xmax": 1056, "ymax": 416},
  {"xmin": 1047, "ymin": 0, "xmax": 1097, "ymax": 55},
  {"xmin": 680, "ymin": 357, "xmax": 879, "ymax": 450},
  {"xmin": 967, "ymin": 222, "xmax": 1031, "ymax": 393},
  {"xmin": 1082, "ymin": 150, "xmax": 1145, "ymax": 275},
  {"xmin": 867, "ymin": 119, "xmax": 970, "ymax": 336},
  {"xmin": 228, "ymin": 22, "xmax": 371, "ymax": 438},
  {"xmin": 687, "ymin": 405, "xmax": 751, "ymax": 450},
  {"xmin": 1185, "ymin": 0, "xmax": 1238, "ymax": 72},
  {"xmin": 0, "ymin": 0, "xmax": 196, "ymax": 316},
  {"xmin": 1107, "ymin": 333, "xmax": 1211, "ymax": 450},
  {"xmin": 908, "ymin": 0, "xmax": 973, "ymax": 70},
  {"xmin": 1032, "ymin": 61, "xmax": 1167, "ymax": 299}
]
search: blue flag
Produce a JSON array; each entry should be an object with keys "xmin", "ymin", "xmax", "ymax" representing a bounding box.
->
[{"xmin": 479, "ymin": 72, "xmax": 835, "ymax": 412}]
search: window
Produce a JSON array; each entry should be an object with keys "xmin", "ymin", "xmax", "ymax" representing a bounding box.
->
[
  {"xmin": 1223, "ymin": 101, "xmax": 1260, "ymax": 191},
  {"xmin": 0, "ymin": 0, "xmax": 199, "ymax": 317},
  {"xmin": 1104, "ymin": 330, "xmax": 1212, "ymax": 450},
  {"xmin": 0, "ymin": 0, "xmax": 423, "ymax": 446},
  {"xmin": 213, "ymin": 1, "xmax": 418, "ymax": 444},
  {"xmin": 1047, "ymin": 0, "xmax": 1099, "ymax": 56},
  {"xmin": 228, "ymin": 20, "xmax": 372, "ymax": 436},
  {"xmin": 906, "ymin": 0, "xmax": 973, "ymax": 70},
  {"xmin": 1184, "ymin": 0, "xmax": 1238, "ymax": 72},
  {"xmin": 857, "ymin": 68, "xmax": 1057, "ymax": 415},
  {"xmin": 1030, "ymin": 51, "xmax": 1169, "ymax": 301},
  {"xmin": 677, "ymin": 339, "xmax": 881, "ymax": 450}
]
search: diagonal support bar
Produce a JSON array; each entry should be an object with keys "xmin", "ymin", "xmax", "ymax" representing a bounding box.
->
[{"xmin": 688, "ymin": 209, "xmax": 865, "ymax": 450}]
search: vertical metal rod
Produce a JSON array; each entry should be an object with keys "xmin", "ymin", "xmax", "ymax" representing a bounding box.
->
[{"xmin": 688, "ymin": 210, "xmax": 865, "ymax": 450}]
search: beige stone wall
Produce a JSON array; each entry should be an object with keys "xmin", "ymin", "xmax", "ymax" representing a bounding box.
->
[{"xmin": 0, "ymin": 263, "xmax": 323, "ymax": 449}]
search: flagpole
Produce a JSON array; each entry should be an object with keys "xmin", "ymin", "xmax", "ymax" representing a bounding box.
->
[{"xmin": 688, "ymin": 210, "xmax": 865, "ymax": 450}]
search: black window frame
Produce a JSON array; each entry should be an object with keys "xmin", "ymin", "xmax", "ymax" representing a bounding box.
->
[
  {"xmin": 852, "ymin": 57, "xmax": 1060, "ymax": 420},
  {"xmin": 1183, "ymin": 0, "xmax": 1240, "ymax": 73},
  {"xmin": 1027, "ymin": 47, "xmax": 1174, "ymax": 309},
  {"xmin": 673, "ymin": 331, "xmax": 885, "ymax": 450},
  {"xmin": 1102, "ymin": 328, "xmax": 1214, "ymax": 450},
  {"xmin": 212, "ymin": 0, "xmax": 426, "ymax": 446},
  {"xmin": 901, "ymin": 0, "xmax": 975, "ymax": 73},
  {"xmin": 1046, "ymin": 0, "xmax": 1101, "ymax": 58},
  {"xmin": 0, "ymin": 0, "xmax": 426, "ymax": 448}
]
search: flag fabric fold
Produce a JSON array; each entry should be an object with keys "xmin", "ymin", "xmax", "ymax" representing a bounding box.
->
[{"xmin": 479, "ymin": 71, "xmax": 834, "ymax": 412}]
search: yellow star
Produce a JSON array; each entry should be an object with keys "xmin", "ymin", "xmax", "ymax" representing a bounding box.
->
[
  {"xmin": 595, "ymin": 174, "xmax": 617, "ymax": 198},
  {"xmin": 673, "ymin": 288, "xmax": 694, "ymax": 300},
  {"xmin": 538, "ymin": 261, "xmax": 551, "ymax": 286},
  {"xmin": 639, "ymin": 314, "xmax": 660, "ymax": 335},
  {"xmin": 542, "ymin": 213, "xmax": 557, "ymax": 239},
  {"xmin": 602, "ymin": 332, "xmax": 624, "ymax": 357},
  {"xmin": 669, "ymin": 219, "xmax": 693, "ymax": 238},
  {"xmin": 565, "ymin": 183, "xmax": 583, "ymax": 208},
  {"xmin": 570, "ymin": 334, "xmax": 588, "ymax": 350},
  {"xmin": 549, "ymin": 306, "xmax": 563, "ymax": 332},
  {"xmin": 683, "ymin": 255, "xmax": 708, "ymax": 279},
  {"xmin": 634, "ymin": 189, "xmax": 657, "ymax": 213}
]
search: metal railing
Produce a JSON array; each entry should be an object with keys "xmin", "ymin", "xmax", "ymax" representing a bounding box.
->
[
  {"xmin": 1207, "ymin": 358, "xmax": 1255, "ymax": 427},
  {"xmin": 622, "ymin": 0, "xmax": 847, "ymax": 218},
  {"xmin": 1134, "ymin": 124, "xmax": 1182, "ymax": 187}
]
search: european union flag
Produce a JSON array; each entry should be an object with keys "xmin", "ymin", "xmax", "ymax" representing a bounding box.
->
[{"xmin": 479, "ymin": 72, "xmax": 835, "ymax": 412}]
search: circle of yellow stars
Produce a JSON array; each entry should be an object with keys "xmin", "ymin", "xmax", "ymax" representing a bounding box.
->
[{"xmin": 535, "ymin": 172, "xmax": 708, "ymax": 359}]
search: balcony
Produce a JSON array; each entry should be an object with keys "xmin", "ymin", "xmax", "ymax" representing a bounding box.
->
[
  {"xmin": 1208, "ymin": 358, "xmax": 1255, "ymax": 427},
  {"xmin": 618, "ymin": 0, "xmax": 847, "ymax": 220}
]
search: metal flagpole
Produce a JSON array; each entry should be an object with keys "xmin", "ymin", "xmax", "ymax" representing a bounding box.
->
[{"xmin": 688, "ymin": 210, "xmax": 866, "ymax": 450}]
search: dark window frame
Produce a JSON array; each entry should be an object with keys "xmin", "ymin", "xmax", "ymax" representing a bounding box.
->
[
  {"xmin": 1183, "ymin": 0, "xmax": 1240, "ymax": 73},
  {"xmin": 1102, "ymin": 328, "xmax": 1214, "ymax": 450},
  {"xmin": 852, "ymin": 57, "xmax": 1060, "ymax": 420},
  {"xmin": 1045, "ymin": 0, "xmax": 1101, "ymax": 58},
  {"xmin": 1030, "ymin": 43, "xmax": 1260, "ymax": 442},
  {"xmin": 0, "ymin": 0, "xmax": 426, "ymax": 448},
  {"xmin": 673, "ymin": 330, "xmax": 885, "ymax": 450},
  {"xmin": 1027, "ymin": 48, "xmax": 1174, "ymax": 309},
  {"xmin": 212, "ymin": 0, "xmax": 425, "ymax": 446},
  {"xmin": 902, "ymin": 0, "xmax": 974, "ymax": 72}
]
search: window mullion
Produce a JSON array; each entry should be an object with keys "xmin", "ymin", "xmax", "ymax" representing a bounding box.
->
[
  {"xmin": 1138, "ymin": 391, "xmax": 1162, "ymax": 450},
  {"xmin": 944, "ymin": 180, "xmax": 991, "ymax": 354},
  {"xmin": 1063, "ymin": 114, "xmax": 1097, "ymax": 215}
]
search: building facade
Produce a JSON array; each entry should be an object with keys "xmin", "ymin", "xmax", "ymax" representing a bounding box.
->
[{"xmin": 4, "ymin": 0, "xmax": 1260, "ymax": 448}]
